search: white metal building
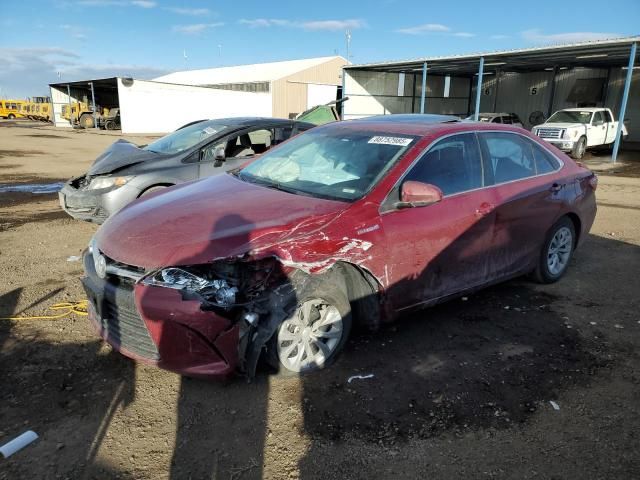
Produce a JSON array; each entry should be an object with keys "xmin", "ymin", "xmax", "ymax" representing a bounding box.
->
[{"xmin": 49, "ymin": 56, "xmax": 346, "ymax": 134}]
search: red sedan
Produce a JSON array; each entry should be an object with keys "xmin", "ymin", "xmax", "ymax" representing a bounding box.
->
[{"xmin": 82, "ymin": 115, "xmax": 597, "ymax": 378}]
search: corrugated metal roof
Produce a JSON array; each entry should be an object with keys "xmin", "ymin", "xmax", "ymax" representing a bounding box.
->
[
  {"xmin": 154, "ymin": 56, "xmax": 347, "ymax": 85},
  {"xmin": 345, "ymin": 36, "xmax": 640, "ymax": 73}
]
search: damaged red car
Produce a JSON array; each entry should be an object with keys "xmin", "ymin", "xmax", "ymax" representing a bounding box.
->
[{"xmin": 82, "ymin": 114, "xmax": 597, "ymax": 379}]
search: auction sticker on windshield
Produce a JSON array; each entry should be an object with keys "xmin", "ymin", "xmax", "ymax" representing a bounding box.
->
[
  {"xmin": 368, "ymin": 136, "xmax": 413, "ymax": 146},
  {"xmin": 203, "ymin": 127, "xmax": 219, "ymax": 135}
]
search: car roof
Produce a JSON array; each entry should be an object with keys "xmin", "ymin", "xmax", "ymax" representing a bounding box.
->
[
  {"xmin": 201, "ymin": 117, "xmax": 310, "ymax": 126},
  {"xmin": 354, "ymin": 114, "xmax": 459, "ymax": 124},
  {"xmin": 559, "ymin": 108, "xmax": 604, "ymax": 112},
  {"xmin": 317, "ymin": 115, "xmax": 526, "ymax": 137}
]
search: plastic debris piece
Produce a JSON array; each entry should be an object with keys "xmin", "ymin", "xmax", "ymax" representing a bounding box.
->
[
  {"xmin": 347, "ymin": 374, "xmax": 374, "ymax": 384},
  {"xmin": 0, "ymin": 431, "xmax": 39, "ymax": 458},
  {"xmin": 549, "ymin": 401, "xmax": 560, "ymax": 411},
  {"xmin": 67, "ymin": 255, "xmax": 81, "ymax": 262},
  {"xmin": 590, "ymin": 322, "xmax": 597, "ymax": 325},
  {"xmin": 461, "ymin": 297, "xmax": 468, "ymax": 301},
  {"xmin": 614, "ymin": 324, "xmax": 624, "ymax": 329}
]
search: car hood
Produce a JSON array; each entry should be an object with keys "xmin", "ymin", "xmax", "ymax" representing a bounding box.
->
[
  {"xmin": 87, "ymin": 139, "xmax": 164, "ymax": 176},
  {"xmin": 95, "ymin": 173, "xmax": 348, "ymax": 268},
  {"xmin": 536, "ymin": 123, "xmax": 587, "ymax": 130}
]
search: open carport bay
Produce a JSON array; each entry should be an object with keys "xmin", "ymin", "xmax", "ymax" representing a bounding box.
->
[{"xmin": 0, "ymin": 122, "xmax": 639, "ymax": 479}]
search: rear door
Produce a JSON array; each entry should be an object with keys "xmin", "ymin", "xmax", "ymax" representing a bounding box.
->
[
  {"xmin": 589, "ymin": 111, "xmax": 607, "ymax": 146},
  {"xmin": 380, "ymin": 132, "xmax": 499, "ymax": 311},
  {"xmin": 477, "ymin": 132, "xmax": 565, "ymax": 277}
]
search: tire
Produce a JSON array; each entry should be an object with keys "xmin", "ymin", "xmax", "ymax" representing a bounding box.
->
[
  {"xmin": 80, "ymin": 113, "xmax": 95, "ymax": 129},
  {"xmin": 139, "ymin": 185, "xmax": 169, "ymax": 197},
  {"xmin": 105, "ymin": 120, "xmax": 115, "ymax": 130},
  {"xmin": 571, "ymin": 136, "xmax": 587, "ymax": 159},
  {"xmin": 267, "ymin": 282, "xmax": 352, "ymax": 375},
  {"xmin": 7, "ymin": 114, "xmax": 15, "ymax": 120},
  {"xmin": 533, "ymin": 217, "xmax": 576, "ymax": 284}
]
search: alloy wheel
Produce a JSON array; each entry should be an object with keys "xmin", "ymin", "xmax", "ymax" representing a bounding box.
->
[
  {"xmin": 276, "ymin": 298, "xmax": 344, "ymax": 372},
  {"xmin": 547, "ymin": 226, "xmax": 573, "ymax": 275}
]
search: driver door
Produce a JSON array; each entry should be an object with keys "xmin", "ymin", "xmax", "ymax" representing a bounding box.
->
[
  {"xmin": 588, "ymin": 111, "xmax": 607, "ymax": 146},
  {"xmin": 380, "ymin": 133, "xmax": 498, "ymax": 311}
]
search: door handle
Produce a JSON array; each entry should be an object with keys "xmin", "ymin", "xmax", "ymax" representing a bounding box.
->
[
  {"xmin": 475, "ymin": 202, "xmax": 495, "ymax": 217},
  {"xmin": 549, "ymin": 183, "xmax": 563, "ymax": 193}
]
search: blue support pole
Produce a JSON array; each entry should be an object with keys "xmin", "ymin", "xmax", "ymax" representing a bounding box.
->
[
  {"xmin": 89, "ymin": 81, "xmax": 98, "ymax": 129},
  {"xmin": 473, "ymin": 57, "xmax": 485, "ymax": 121},
  {"xmin": 612, "ymin": 42, "xmax": 636, "ymax": 163},
  {"xmin": 340, "ymin": 68, "xmax": 346, "ymax": 120},
  {"xmin": 420, "ymin": 62, "xmax": 427, "ymax": 113}
]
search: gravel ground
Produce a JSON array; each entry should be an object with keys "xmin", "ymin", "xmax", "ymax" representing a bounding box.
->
[{"xmin": 0, "ymin": 120, "xmax": 639, "ymax": 479}]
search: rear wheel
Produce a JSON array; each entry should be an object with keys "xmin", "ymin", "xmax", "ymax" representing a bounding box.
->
[
  {"xmin": 268, "ymin": 283, "xmax": 351, "ymax": 374},
  {"xmin": 571, "ymin": 136, "xmax": 587, "ymax": 159},
  {"xmin": 7, "ymin": 113, "xmax": 15, "ymax": 119},
  {"xmin": 534, "ymin": 217, "xmax": 575, "ymax": 284},
  {"xmin": 105, "ymin": 120, "xmax": 115, "ymax": 130},
  {"xmin": 80, "ymin": 113, "xmax": 95, "ymax": 129}
]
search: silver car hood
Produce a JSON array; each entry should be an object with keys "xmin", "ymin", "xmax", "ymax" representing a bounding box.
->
[{"xmin": 87, "ymin": 139, "xmax": 162, "ymax": 176}]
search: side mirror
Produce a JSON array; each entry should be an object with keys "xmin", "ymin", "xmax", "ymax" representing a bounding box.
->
[
  {"xmin": 396, "ymin": 181, "xmax": 443, "ymax": 209},
  {"xmin": 214, "ymin": 147, "xmax": 226, "ymax": 161}
]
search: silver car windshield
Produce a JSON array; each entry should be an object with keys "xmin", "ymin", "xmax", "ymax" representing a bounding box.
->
[
  {"xmin": 238, "ymin": 129, "xmax": 417, "ymax": 201},
  {"xmin": 547, "ymin": 111, "xmax": 593, "ymax": 124},
  {"xmin": 144, "ymin": 121, "xmax": 228, "ymax": 154}
]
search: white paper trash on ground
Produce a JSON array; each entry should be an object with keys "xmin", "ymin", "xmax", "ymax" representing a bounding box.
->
[{"xmin": 0, "ymin": 431, "xmax": 39, "ymax": 458}]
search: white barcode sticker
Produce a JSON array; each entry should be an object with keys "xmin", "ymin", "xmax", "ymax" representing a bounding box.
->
[
  {"xmin": 368, "ymin": 136, "xmax": 413, "ymax": 146},
  {"xmin": 203, "ymin": 127, "xmax": 218, "ymax": 135}
]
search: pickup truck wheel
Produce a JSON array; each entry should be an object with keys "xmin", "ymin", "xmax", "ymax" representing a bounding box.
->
[{"xmin": 571, "ymin": 136, "xmax": 586, "ymax": 159}]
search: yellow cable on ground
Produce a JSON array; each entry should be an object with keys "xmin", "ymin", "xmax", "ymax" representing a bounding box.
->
[{"xmin": 0, "ymin": 300, "xmax": 88, "ymax": 320}]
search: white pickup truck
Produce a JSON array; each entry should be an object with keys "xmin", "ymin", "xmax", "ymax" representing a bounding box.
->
[{"xmin": 532, "ymin": 108, "xmax": 628, "ymax": 159}]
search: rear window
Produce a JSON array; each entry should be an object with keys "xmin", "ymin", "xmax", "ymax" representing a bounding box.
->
[{"xmin": 530, "ymin": 141, "xmax": 561, "ymax": 174}]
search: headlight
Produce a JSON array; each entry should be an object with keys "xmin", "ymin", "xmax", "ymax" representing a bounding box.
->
[
  {"xmin": 87, "ymin": 175, "xmax": 132, "ymax": 190},
  {"xmin": 143, "ymin": 267, "xmax": 239, "ymax": 307}
]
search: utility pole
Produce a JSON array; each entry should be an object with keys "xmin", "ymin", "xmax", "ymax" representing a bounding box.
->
[{"xmin": 345, "ymin": 29, "xmax": 352, "ymax": 63}]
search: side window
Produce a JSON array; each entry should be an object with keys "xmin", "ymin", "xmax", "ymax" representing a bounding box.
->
[
  {"xmin": 273, "ymin": 126, "xmax": 293, "ymax": 145},
  {"xmin": 603, "ymin": 110, "xmax": 613, "ymax": 123},
  {"xmin": 491, "ymin": 116, "xmax": 502, "ymax": 123},
  {"xmin": 247, "ymin": 128, "xmax": 272, "ymax": 153},
  {"xmin": 199, "ymin": 141, "xmax": 226, "ymax": 163},
  {"xmin": 593, "ymin": 111, "xmax": 604, "ymax": 125},
  {"xmin": 529, "ymin": 141, "xmax": 561, "ymax": 175},
  {"xmin": 404, "ymin": 134, "xmax": 483, "ymax": 196},
  {"xmin": 479, "ymin": 132, "xmax": 536, "ymax": 184}
]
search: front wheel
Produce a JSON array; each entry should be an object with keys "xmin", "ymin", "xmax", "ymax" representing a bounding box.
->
[
  {"xmin": 7, "ymin": 113, "xmax": 15, "ymax": 119},
  {"xmin": 571, "ymin": 136, "xmax": 587, "ymax": 159},
  {"xmin": 534, "ymin": 217, "xmax": 576, "ymax": 284},
  {"xmin": 268, "ymin": 283, "xmax": 351, "ymax": 374},
  {"xmin": 80, "ymin": 113, "xmax": 95, "ymax": 129}
]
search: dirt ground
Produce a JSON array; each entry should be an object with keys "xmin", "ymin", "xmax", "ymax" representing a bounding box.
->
[{"xmin": 1, "ymin": 120, "xmax": 639, "ymax": 480}]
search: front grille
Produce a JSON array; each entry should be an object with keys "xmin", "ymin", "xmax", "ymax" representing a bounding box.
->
[
  {"xmin": 98, "ymin": 290, "xmax": 160, "ymax": 360},
  {"xmin": 536, "ymin": 128, "xmax": 562, "ymax": 139},
  {"xmin": 83, "ymin": 251, "xmax": 159, "ymax": 361}
]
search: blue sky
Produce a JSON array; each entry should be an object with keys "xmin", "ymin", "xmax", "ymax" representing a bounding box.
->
[{"xmin": 0, "ymin": 0, "xmax": 638, "ymax": 97}]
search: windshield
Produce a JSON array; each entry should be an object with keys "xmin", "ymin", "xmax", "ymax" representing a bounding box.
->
[
  {"xmin": 237, "ymin": 129, "xmax": 418, "ymax": 201},
  {"xmin": 143, "ymin": 121, "xmax": 228, "ymax": 154},
  {"xmin": 547, "ymin": 111, "xmax": 593, "ymax": 124}
]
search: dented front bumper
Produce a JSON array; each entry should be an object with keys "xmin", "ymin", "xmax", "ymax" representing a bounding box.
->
[{"xmin": 82, "ymin": 251, "xmax": 240, "ymax": 379}]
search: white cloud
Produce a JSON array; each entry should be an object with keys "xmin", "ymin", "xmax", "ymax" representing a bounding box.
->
[
  {"xmin": 396, "ymin": 23, "xmax": 450, "ymax": 35},
  {"xmin": 490, "ymin": 34, "xmax": 510, "ymax": 40},
  {"xmin": 238, "ymin": 18, "xmax": 365, "ymax": 31},
  {"xmin": 453, "ymin": 32, "xmax": 475, "ymax": 38},
  {"xmin": 77, "ymin": 0, "xmax": 156, "ymax": 7},
  {"xmin": 165, "ymin": 7, "xmax": 210, "ymax": 15},
  {"xmin": 522, "ymin": 29, "xmax": 621, "ymax": 44},
  {"xmin": 0, "ymin": 46, "xmax": 168, "ymax": 97},
  {"xmin": 172, "ymin": 22, "xmax": 224, "ymax": 34}
]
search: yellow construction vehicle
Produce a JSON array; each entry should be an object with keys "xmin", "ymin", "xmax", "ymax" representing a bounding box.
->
[{"xmin": 62, "ymin": 101, "xmax": 110, "ymax": 128}]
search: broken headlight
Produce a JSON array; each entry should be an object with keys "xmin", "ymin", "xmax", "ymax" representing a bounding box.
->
[{"xmin": 143, "ymin": 267, "xmax": 239, "ymax": 307}]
